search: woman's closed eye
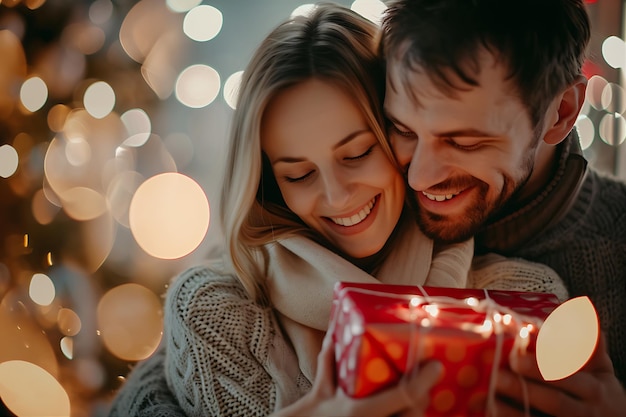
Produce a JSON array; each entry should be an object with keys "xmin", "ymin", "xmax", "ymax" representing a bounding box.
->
[
  {"xmin": 284, "ymin": 171, "xmax": 313, "ymax": 183},
  {"xmin": 345, "ymin": 144, "xmax": 375, "ymax": 161}
]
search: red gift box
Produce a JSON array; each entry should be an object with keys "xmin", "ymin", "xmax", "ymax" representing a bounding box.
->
[{"xmin": 330, "ymin": 282, "xmax": 561, "ymax": 416}]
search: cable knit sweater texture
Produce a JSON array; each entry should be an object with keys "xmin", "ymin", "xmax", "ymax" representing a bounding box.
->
[{"xmin": 107, "ymin": 132, "xmax": 626, "ymax": 416}]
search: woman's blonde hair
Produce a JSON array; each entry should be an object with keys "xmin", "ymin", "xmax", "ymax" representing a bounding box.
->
[{"xmin": 221, "ymin": 2, "xmax": 397, "ymax": 304}]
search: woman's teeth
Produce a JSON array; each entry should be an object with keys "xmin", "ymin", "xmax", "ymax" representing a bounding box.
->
[
  {"xmin": 330, "ymin": 197, "xmax": 375, "ymax": 227},
  {"xmin": 422, "ymin": 191, "xmax": 459, "ymax": 202}
]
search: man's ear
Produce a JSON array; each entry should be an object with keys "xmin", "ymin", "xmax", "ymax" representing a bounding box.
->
[{"xmin": 543, "ymin": 76, "xmax": 588, "ymax": 145}]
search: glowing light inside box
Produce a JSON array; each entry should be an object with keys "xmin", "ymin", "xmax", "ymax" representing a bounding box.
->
[
  {"xmin": 423, "ymin": 304, "xmax": 439, "ymax": 317},
  {"xmin": 465, "ymin": 297, "xmax": 479, "ymax": 307}
]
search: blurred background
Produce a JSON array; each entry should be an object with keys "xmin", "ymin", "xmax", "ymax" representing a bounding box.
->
[{"xmin": 0, "ymin": 0, "xmax": 623, "ymax": 416}]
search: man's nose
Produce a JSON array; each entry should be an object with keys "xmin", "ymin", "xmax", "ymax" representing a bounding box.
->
[{"xmin": 406, "ymin": 142, "xmax": 450, "ymax": 192}]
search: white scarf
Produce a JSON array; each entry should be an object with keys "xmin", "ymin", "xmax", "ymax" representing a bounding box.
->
[{"xmin": 266, "ymin": 218, "xmax": 473, "ymax": 381}]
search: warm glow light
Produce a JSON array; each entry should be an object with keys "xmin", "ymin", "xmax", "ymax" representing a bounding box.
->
[
  {"xmin": 84, "ymin": 81, "xmax": 116, "ymax": 119},
  {"xmin": 47, "ymin": 104, "xmax": 71, "ymax": 132},
  {"xmin": 65, "ymin": 136, "xmax": 92, "ymax": 166},
  {"xmin": 20, "ymin": 76, "xmax": 48, "ymax": 112},
  {"xmin": 121, "ymin": 108, "xmax": 152, "ymax": 147},
  {"xmin": 89, "ymin": 0, "xmax": 114, "ymax": 25},
  {"xmin": 0, "ymin": 292, "xmax": 59, "ymax": 377},
  {"xmin": 536, "ymin": 296, "xmax": 599, "ymax": 381},
  {"xmin": 601, "ymin": 36, "xmax": 626, "ymax": 69},
  {"xmin": 29, "ymin": 273, "xmax": 55, "ymax": 306},
  {"xmin": 175, "ymin": 64, "xmax": 220, "ymax": 108},
  {"xmin": 183, "ymin": 5, "xmax": 223, "ymax": 42},
  {"xmin": 57, "ymin": 308, "xmax": 82, "ymax": 336},
  {"xmin": 0, "ymin": 144, "xmax": 19, "ymax": 178},
  {"xmin": 31, "ymin": 190, "xmax": 59, "ymax": 225},
  {"xmin": 423, "ymin": 305, "xmax": 439, "ymax": 317},
  {"xmin": 60, "ymin": 337, "xmax": 73, "ymax": 360},
  {"xmin": 0, "ymin": 360, "xmax": 70, "ymax": 417},
  {"xmin": 97, "ymin": 283, "xmax": 163, "ymax": 361},
  {"xmin": 129, "ymin": 172, "xmax": 210, "ymax": 259},
  {"xmin": 223, "ymin": 70, "xmax": 243, "ymax": 109},
  {"xmin": 60, "ymin": 186, "xmax": 107, "ymax": 221},
  {"xmin": 62, "ymin": 23, "xmax": 106, "ymax": 55},
  {"xmin": 575, "ymin": 115, "xmax": 595, "ymax": 150},
  {"xmin": 351, "ymin": 0, "xmax": 386, "ymax": 25},
  {"xmin": 465, "ymin": 297, "xmax": 479, "ymax": 307},
  {"xmin": 167, "ymin": 0, "xmax": 201, "ymax": 13}
]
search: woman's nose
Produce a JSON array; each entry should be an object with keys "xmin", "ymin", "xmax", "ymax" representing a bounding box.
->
[{"xmin": 320, "ymin": 171, "xmax": 351, "ymax": 209}]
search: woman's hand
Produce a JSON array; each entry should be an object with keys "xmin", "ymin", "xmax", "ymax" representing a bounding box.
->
[{"xmin": 273, "ymin": 330, "xmax": 443, "ymax": 417}]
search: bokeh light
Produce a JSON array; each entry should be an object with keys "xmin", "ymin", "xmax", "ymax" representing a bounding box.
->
[
  {"xmin": 575, "ymin": 115, "xmax": 595, "ymax": 150},
  {"xmin": 31, "ymin": 188, "xmax": 61, "ymax": 225},
  {"xmin": 84, "ymin": 81, "xmax": 116, "ymax": 119},
  {"xmin": 97, "ymin": 283, "xmax": 163, "ymax": 361},
  {"xmin": 47, "ymin": 104, "xmax": 71, "ymax": 132},
  {"xmin": 20, "ymin": 76, "xmax": 48, "ymax": 112},
  {"xmin": 599, "ymin": 113, "xmax": 626, "ymax": 146},
  {"xmin": 175, "ymin": 64, "xmax": 220, "ymax": 108},
  {"xmin": 183, "ymin": 4, "xmax": 223, "ymax": 42},
  {"xmin": 351, "ymin": 0, "xmax": 386, "ymax": 25},
  {"xmin": 601, "ymin": 35, "xmax": 626, "ymax": 69},
  {"xmin": 166, "ymin": 0, "xmax": 201, "ymax": 13},
  {"xmin": 223, "ymin": 70, "xmax": 243, "ymax": 109},
  {"xmin": 57, "ymin": 307, "xmax": 82, "ymax": 336},
  {"xmin": 0, "ymin": 360, "xmax": 70, "ymax": 417},
  {"xmin": 62, "ymin": 22, "xmax": 106, "ymax": 55},
  {"xmin": 291, "ymin": 3, "xmax": 315, "ymax": 17},
  {"xmin": 60, "ymin": 336, "xmax": 73, "ymax": 359},
  {"xmin": 29, "ymin": 272, "xmax": 56, "ymax": 306},
  {"xmin": 0, "ymin": 144, "xmax": 19, "ymax": 178},
  {"xmin": 129, "ymin": 172, "xmax": 210, "ymax": 259},
  {"xmin": 586, "ymin": 75, "xmax": 609, "ymax": 110},
  {"xmin": 89, "ymin": 0, "xmax": 114, "ymax": 25},
  {"xmin": 121, "ymin": 108, "xmax": 152, "ymax": 147},
  {"xmin": 0, "ymin": 291, "xmax": 59, "ymax": 377}
]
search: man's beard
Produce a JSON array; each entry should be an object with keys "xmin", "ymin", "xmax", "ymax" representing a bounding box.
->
[{"xmin": 411, "ymin": 153, "xmax": 536, "ymax": 244}]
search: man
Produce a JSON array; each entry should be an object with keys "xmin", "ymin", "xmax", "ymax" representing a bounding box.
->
[{"xmin": 380, "ymin": 0, "xmax": 626, "ymax": 415}]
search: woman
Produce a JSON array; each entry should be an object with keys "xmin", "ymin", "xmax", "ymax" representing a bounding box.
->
[
  {"xmin": 108, "ymin": 3, "xmax": 567, "ymax": 416},
  {"xmin": 165, "ymin": 4, "xmax": 473, "ymax": 415}
]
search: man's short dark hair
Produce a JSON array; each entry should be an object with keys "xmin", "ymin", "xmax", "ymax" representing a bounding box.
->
[{"xmin": 380, "ymin": 0, "xmax": 591, "ymax": 128}]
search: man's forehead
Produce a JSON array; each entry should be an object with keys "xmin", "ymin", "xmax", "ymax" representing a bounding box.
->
[{"xmin": 385, "ymin": 51, "xmax": 514, "ymax": 113}]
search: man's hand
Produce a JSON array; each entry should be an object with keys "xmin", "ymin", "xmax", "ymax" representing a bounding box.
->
[{"xmin": 495, "ymin": 333, "xmax": 626, "ymax": 416}]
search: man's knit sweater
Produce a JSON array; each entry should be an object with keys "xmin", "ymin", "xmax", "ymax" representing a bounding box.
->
[{"xmin": 475, "ymin": 132, "xmax": 626, "ymax": 384}]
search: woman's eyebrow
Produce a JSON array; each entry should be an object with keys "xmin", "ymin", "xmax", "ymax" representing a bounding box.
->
[{"xmin": 272, "ymin": 129, "xmax": 371, "ymax": 165}]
